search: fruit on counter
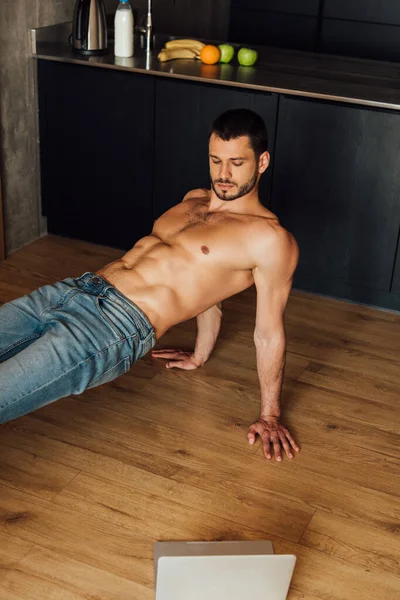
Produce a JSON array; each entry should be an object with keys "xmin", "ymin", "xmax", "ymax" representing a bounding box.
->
[
  {"xmin": 218, "ymin": 44, "xmax": 235, "ymax": 64},
  {"xmin": 165, "ymin": 39, "xmax": 205, "ymax": 53},
  {"xmin": 158, "ymin": 39, "xmax": 205, "ymax": 61},
  {"xmin": 237, "ymin": 47, "xmax": 258, "ymax": 67},
  {"xmin": 158, "ymin": 48, "xmax": 199, "ymax": 62},
  {"xmin": 200, "ymin": 45, "xmax": 221, "ymax": 65},
  {"xmin": 157, "ymin": 39, "xmax": 259, "ymax": 67}
]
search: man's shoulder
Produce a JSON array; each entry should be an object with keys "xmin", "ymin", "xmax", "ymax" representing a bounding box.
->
[
  {"xmin": 182, "ymin": 188, "xmax": 210, "ymax": 202},
  {"xmin": 249, "ymin": 216, "xmax": 299, "ymax": 270}
]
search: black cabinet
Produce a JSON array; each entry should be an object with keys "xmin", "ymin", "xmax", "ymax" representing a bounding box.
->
[
  {"xmin": 227, "ymin": 0, "xmax": 400, "ymax": 61},
  {"xmin": 272, "ymin": 96, "xmax": 400, "ymax": 307},
  {"xmin": 152, "ymin": 0, "xmax": 230, "ymax": 40},
  {"xmin": 323, "ymin": 0, "xmax": 400, "ymax": 24},
  {"xmin": 153, "ymin": 78, "xmax": 278, "ymax": 217},
  {"xmin": 38, "ymin": 60, "xmax": 155, "ymax": 250},
  {"xmin": 321, "ymin": 0, "xmax": 400, "ymax": 61},
  {"xmin": 392, "ymin": 241, "xmax": 400, "ymax": 294},
  {"xmin": 321, "ymin": 19, "xmax": 400, "ymax": 62},
  {"xmin": 229, "ymin": 0, "xmax": 320, "ymax": 51}
]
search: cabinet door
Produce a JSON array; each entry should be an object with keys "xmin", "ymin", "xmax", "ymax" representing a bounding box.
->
[
  {"xmin": 38, "ymin": 60, "xmax": 155, "ymax": 250},
  {"xmin": 321, "ymin": 0, "xmax": 400, "ymax": 61},
  {"xmin": 321, "ymin": 19, "xmax": 400, "ymax": 62},
  {"xmin": 323, "ymin": 0, "xmax": 400, "ymax": 24},
  {"xmin": 391, "ymin": 239, "xmax": 400, "ymax": 294},
  {"xmin": 272, "ymin": 96, "xmax": 400, "ymax": 294},
  {"xmin": 152, "ymin": 0, "xmax": 230, "ymax": 40},
  {"xmin": 229, "ymin": 0, "xmax": 319, "ymax": 51},
  {"xmin": 153, "ymin": 78, "xmax": 278, "ymax": 217}
]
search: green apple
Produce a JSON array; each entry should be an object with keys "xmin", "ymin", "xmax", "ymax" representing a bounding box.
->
[
  {"xmin": 218, "ymin": 44, "xmax": 235, "ymax": 64},
  {"xmin": 238, "ymin": 47, "xmax": 258, "ymax": 67}
]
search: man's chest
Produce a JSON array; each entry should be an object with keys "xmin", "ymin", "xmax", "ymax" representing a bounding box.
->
[{"xmin": 153, "ymin": 204, "xmax": 252, "ymax": 265}]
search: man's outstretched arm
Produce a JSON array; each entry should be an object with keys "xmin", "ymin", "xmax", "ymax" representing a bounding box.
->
[
  {"xmin": 151, "ymin": 303, "xmax": 222, "ymax": 369},
  {"xmin": 194, "ymin": 303, "xmax": 223, "ymax": 365},
  {"xmin": 248, "ymin": 225, "xmax": 300, "ymax": 461}
]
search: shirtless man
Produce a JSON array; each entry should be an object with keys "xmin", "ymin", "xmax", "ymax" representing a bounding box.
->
[{"xmin": 0, "ymin": 109, "xmax": 299, "ymax": 462}]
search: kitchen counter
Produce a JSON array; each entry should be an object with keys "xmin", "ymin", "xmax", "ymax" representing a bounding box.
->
[{"xmin": 32, "ymin": 22, "xmax": 400, "ymax": 111}]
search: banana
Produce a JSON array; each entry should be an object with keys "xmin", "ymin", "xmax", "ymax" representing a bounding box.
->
[
  {"xmin": 158, "ymin": 48, "xmax": 198, "ymax": 62},
  {"xmin": 165, "ymin": 38, "xmax": 205, "ymax": 52},
  {"xmin": 161, "ymin": 46, "xmax": 201, "ymax": 57}
]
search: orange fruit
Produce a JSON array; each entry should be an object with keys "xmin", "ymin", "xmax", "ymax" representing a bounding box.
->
[{"xmin": 200, "ymin": 45, "xmax": 221, "ymax": 65}]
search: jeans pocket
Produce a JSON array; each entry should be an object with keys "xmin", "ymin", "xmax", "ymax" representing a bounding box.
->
[
  {"xmin": 136, "ymin": 330, "xmax": 156, "ymax": 360},
  {"xmin": 87, "ymin": 355, "xmax": 131, "ymax": 390},
  {"xmin": 95, "ymin": 297, "xmax": 127, "ymax": 340}
]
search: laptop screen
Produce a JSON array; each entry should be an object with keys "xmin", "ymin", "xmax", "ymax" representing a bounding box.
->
[{"xmin": 156, "ymin": 554, "xmax": 296, "ymax": 600}]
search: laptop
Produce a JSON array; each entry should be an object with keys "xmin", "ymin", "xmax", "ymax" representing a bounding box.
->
[{"xmin": 154, "ymin": 541, "xmax": 296, "ymax": 600}]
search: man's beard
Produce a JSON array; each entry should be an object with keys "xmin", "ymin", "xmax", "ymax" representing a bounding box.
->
[{"xmin": 211, "ymin": 167, "xmax": 258, "ymax": 202}]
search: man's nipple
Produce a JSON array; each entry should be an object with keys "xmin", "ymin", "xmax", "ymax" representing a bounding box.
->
[{"xmin": 201, "ymin": 245, "xmax": 210, "ymax": 255}]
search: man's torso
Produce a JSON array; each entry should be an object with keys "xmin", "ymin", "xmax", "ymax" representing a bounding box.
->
[{"xmin": 98, "ymin": 194, "xmax": 281, "ymax": 338}]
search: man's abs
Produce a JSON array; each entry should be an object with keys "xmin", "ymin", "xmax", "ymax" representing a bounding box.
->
[{"xmin": 97, "ymin": 232, "xmax": 253, "ymax": 339}]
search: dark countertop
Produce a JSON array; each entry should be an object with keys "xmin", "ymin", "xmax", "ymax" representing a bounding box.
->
[{"xmin": 31, "ymin": 23, "xmax": 400, "ymax": 111}]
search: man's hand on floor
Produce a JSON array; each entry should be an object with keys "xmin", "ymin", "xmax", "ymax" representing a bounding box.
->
[
  {"xmin": 247, "ymin": 417, "xmax": 300, "ymax": 462},
  {"xmin": 151, "ymin": 349, "xmax": 201, "ymax": 370}
]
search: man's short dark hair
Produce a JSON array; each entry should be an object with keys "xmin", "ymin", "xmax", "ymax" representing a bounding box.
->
[{"xmin": 209, "ymin": 109, "xmax": 268, "ymax": 158}]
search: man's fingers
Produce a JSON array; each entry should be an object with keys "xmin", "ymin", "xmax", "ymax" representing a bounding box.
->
[
  {"xmin": 271, "ymin": 436, "xmax": 282, "ymax": 462},
  {"xmin": 152, "ymin": 351, "xmax": 180, "ymax": 359},
  {"xmin": 166, "ymin": 360, "xmax": 184, "ymax": 369},
  {"xmin": 284, "ymin": 429, "xmax": 300, "ymax": 452},
  {"xmin": 247, "ymin": 431, "xmax": 256, "ymax": 445},
  {"xmin": 279, "ymin": 432, "xmax": 293, "ymax": 459},
  {"xmin": 166, "ymin": 360, "xmax": 196, "ymax": 370},
  {"xmin": 247, "ymin": 425, "xmax": 258, "ymax": 445},
  {"xmin": 248, "ymin": 422, "xmax": 300, "ymax": 461},
  {"xmin": 261, "ymin": 432, "xmax": 272, "ymax": 459}
]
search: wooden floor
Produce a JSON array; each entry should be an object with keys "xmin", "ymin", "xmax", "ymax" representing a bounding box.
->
[{"xmin": 0, "ymin": 235, "xmax": 399, "ymax": 600}]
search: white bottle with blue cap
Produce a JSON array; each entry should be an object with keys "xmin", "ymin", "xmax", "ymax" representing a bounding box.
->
[{"xmin": 115, "ymin": 0, "xmax": 134, "ymax": 58}]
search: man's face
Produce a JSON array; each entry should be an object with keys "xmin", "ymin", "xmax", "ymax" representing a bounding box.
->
[{"xmin": 209, "ymin": 134, "xmax": 267, "ymax": 202}]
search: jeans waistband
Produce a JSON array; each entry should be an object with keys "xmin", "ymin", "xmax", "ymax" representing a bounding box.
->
[{"xmin": 73, "ymin": 272, "xmax": 155, "ymax": 341}]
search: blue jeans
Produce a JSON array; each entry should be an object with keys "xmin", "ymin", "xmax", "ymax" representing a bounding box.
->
[{"xmin": 0, "ymin": 272, "xmax": 156, "ymax": 424}]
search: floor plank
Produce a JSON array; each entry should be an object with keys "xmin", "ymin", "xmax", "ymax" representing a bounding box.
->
[
  {"xmin": 300, "ymin": 510, "xmax": 400, "ymax": 577},
  {"xmin": 0, "ymin": 445, "xmax": 79, "ymax": 501},
  {"xmin": 52, "ymin": 471, "xmax": 301, "ymax": 543},
  {"xmin": 0, "ymin": 484, "xmax": 154, "ymax": 587},
  {"xmin": 272, "ymin": 539, "xmax": 400, "ymax": 600},
  {"xmin": 0, "ymin": 532, "xmax": 33, "ymax": 584},
  {"xmin": 1, "ymin": 546, "xmax": 152, "ymax": 600},
  {"xmin": 0, "ymin": 589, "xmax": 31, "ymax": 600}
]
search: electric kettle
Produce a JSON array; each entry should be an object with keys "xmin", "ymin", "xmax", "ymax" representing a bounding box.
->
[{"xmin": 72, "ymin": 0, "xmax": 108, "ymax": 55}]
